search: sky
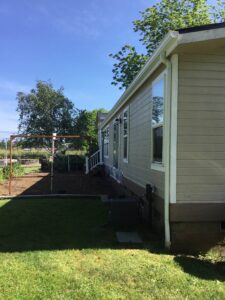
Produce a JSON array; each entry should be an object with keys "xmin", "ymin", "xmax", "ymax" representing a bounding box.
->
[{"xmin": 0, "ymin": 0, "xmax": 155, "ymax": 137}]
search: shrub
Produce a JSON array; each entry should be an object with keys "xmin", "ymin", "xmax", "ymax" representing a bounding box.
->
[
  {"xmin": 0, "ymin": 149, "xmax": 50, "ymax": 160},
  {"xmin": 0, "ymin": 168, "xmax": 4, "ymax": 183},
  {"xmin": 3, "ymin": 163, "xmax": 24, "ymax": 179},
  {"xmin": 40, "ymin": 155, "xmax": 85, "ymax": 173}
]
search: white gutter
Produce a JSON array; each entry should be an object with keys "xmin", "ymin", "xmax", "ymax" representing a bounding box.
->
[
  {"xmin": 101, "ymin": 31, "xmax": 179, "ymax": 129},
  {"xmin": 160, "ymin": 52, "xmax": 172, "ymax": 249}
]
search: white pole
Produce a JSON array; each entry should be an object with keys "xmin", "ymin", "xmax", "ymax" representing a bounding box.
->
[
  {"xmin": 50, "ymin": 133, "xmax": 56, "ymax": 193},
  {"xmin": 160, "ymin": 53, "xmax": 172, "ymax": 249}
]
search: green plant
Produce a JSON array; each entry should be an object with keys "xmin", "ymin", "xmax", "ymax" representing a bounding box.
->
[
  {"xmin": 3, "ymin": 163, "xmax": 24, "ymax": 179},
  {"xmin": 0, "ymin": 168, "xmax": 4, "ymax": 183},
  {"xmin": 110, "ymin": 0, "xmax": 225, "ymax": 89},
  {"xmin": 0, "ymin": 148, "xmax": 50, "ymax": 160},
  {"xmin": 41, "ymin": 155, "xmax": 85, "ymax": 173}
]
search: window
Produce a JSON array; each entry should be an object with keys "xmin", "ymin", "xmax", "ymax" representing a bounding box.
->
[
  {"xmin": 152, "ymin": 73, "xmax": 165, "ymax": 165},
  {"xmin": 103, "ymin": 127, "xmax": 109, "ymax": 157},
  {"xmin": 123, "ymin": 109, "xmax": 129, "ymax": 162}
]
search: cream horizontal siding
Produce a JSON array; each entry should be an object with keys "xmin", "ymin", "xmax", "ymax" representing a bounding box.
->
[
  {"xmin": 177, "ymin": 51, "xmax": 225, "ymax": 203},
  {"xmin": 103, "ymin": 66, "xmax": 166, "ymax": 199},
  {"xmin": 120, "ymin": 74, "xmax": 165, "ymax": 198}
]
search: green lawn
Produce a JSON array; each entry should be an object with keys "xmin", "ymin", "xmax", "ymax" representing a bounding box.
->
[{"xmin": 0, "ymin": 197, "xmax": 224, "ymax": 300}]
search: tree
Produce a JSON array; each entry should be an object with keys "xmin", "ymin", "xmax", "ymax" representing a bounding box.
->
[
  {"xmin": 109, "ymin": 45, "xmax": 148, "ymax": 89},
  {"xmin": 152, "ymin": 96, "xmax": 164, "ymax": 124},
  {"xmin": 110, "ymin": 0, "xmax": 225, "ymax": 89},
  {"xmin": 0, "ymin": 140, "xmax": 6, "ymax": 149},
  {"xmin": 17, "ymin": 80, "xmax": 77, "ymax": 146},
  {"xmin": 74, "ymin": 108, "xmax": 107, "ymax": 154}
]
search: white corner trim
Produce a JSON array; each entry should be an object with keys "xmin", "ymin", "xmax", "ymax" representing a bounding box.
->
[{"xmin": 170, "ymin": 54, "xmax": 178, "ymax": 204}]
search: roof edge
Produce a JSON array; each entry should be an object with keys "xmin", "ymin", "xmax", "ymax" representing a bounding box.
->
[
  {"xmin": 101, "ymin": 31, "xmax": 179, "ymax": 129},
  {"xmin": 101, "ymin": 22, "xmax": 225, "ymax": 130},
  {"xmin": 178, "ymin": 21, "xmax": 225, "ymax": 34}
]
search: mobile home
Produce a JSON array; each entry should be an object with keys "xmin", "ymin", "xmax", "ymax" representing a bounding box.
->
[{"xmin": 97, "ymin": 23, "xmax": 225, "ymax": 252}]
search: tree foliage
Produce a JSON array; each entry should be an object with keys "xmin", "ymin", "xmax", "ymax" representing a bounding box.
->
[
  {"xmin": 74, "ymin": 108, "xmax": 107, "ymax": 154},
  {"xmin": 110, "ymin": 0, "xmax": 225, "ymax": 89},
  {"xmin": 0, "ymin": 140, "xmax": 6, "ymax": 149},
  {"xmin": 17, "ymin": 81, "xmax": 76, "ymax": 145},
  {"xmin": 16, "ymin": 81, "xmax": 107, "ymax": 152},
  {"xmin": 109, "ymin": 45, "xmax": 148, "ymax": 89}
]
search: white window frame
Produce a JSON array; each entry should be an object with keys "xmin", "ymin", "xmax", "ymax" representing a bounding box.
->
[
  {"xmin": 113, "ymin": 116, "xmax": 121, "ymax": 169},
  {"xmin": 103, "ymin": 126, "xmax": 109, "ymax": 158},
  {"xmin": 123, "ymin": 107, "xmax": 129, "ymax": 163},
  {"xmin": 151, "ymin": 71, "xmax": 166, "ymax": 172}
]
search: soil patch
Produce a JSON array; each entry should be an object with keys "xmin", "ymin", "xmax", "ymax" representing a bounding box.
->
[{"xmin": 0, "ymin": 171, "xmax": 126, "ymax": 197}]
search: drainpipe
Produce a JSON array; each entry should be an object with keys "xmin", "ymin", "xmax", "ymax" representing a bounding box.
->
[{"xmin": 160, "ymin": 52, "xmax": 172, "ymax": 249}]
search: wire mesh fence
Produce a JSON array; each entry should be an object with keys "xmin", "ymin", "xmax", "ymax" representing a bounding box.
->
[{"xmin": 0, "ymin": 134, "xmax": 93, "ymax": 196}]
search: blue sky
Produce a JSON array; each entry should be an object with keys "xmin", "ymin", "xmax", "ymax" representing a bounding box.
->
[{"xmin": 0, "ymin": 0, "xmax": 154, "ymax": 136}]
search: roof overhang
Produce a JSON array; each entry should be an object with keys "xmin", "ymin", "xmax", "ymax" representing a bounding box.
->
[{"xmin": 101, "ymin": 26, "xmax": 225, "ymax": 129}]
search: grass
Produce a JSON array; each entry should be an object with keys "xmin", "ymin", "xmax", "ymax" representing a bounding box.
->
[
  {"xmin": 0, "ymin": 148, "xmax": 50, "ymax": 159},
  {"xmin": 23, "ymin": 165, "xmax": 41, "ymax": 174},
  {"xmin": 0, "ymin": 197, "xmax": 224, "ymax": 300},
  {"xmin": 0, "ymin": 148, "xmax": 86, "ymax": 160}
]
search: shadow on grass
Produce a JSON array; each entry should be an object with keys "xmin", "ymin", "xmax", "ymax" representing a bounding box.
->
[
  {"xmin": 0, "ymin": 197, "xmax": 117, "ymax": 252},
  {"xmin": 174, "ymin": 255, "xmax": 225, "ymax": 281},
  {"xmin": 0, "ymin": 197, "xmax": 224, "ymax": 282}
]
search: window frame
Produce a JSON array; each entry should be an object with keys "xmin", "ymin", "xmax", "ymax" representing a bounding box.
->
[
  {"xmin": 103, "ymin": 126, "xmax": 109, "ymax": 158},
  {"xmin": 151, "ymin": 71, "xmax": 166, "ymax": 172},
  {"xmin": 113, "ymin": 115, "xmax": 121, "ymax": 168},
  {"xmin": 123, "ymin": 107, "xmax": 129, "ymax": 163}
]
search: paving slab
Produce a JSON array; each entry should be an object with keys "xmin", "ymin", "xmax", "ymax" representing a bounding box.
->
[{"xmin": 116, "ymin": 231, "xmax": 143, "ymax": 244}]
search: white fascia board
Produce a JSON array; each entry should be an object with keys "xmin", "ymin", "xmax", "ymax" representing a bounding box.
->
[{"xmin": 101, "ymin": 31, "xmax": 179, "ymax": 130}]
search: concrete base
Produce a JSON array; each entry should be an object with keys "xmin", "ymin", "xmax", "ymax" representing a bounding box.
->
[{"xmin": 171, "ymin": 222, "xmax": 225, "ymax": 255}]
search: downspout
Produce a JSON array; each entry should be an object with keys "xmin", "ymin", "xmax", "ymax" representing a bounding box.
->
[{"xmin": 160, "ymin": 52, "xmax": 172, "ymax": 249}]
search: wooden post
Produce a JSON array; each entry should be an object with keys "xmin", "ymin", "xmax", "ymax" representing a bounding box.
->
[
  {"xmin": 5, "ymin": 138, "xmax": 8, "ymax": 166},
  {"xmin": 9, "ymin": 137, "xmax": 13, "ymax": 195},
  {"xmin": 67, "ymin": 155, "xmax": 70, "ymax": 173}
]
